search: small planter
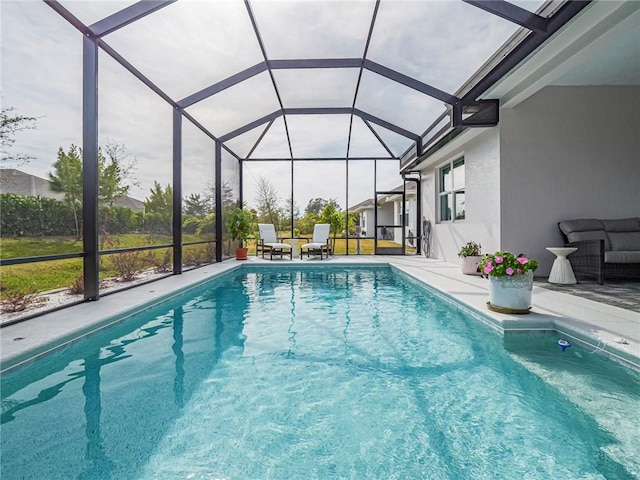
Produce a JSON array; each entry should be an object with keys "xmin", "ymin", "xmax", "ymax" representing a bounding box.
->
[
  {"xmin": 235, "ymin": 247, "xmax": 248, "ymax": 261},
  {"xmin": 488, "ymin": 270, "xmax": 533, "ymax": 313},
  {"xmin": 461, "ymin": 255, "xmax": 482, "ymax": 275}
]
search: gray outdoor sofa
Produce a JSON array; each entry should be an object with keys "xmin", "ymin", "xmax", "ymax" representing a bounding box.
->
[{"xmin": 558, "ymin": 218, "xmax": 640, "ymax": 284}]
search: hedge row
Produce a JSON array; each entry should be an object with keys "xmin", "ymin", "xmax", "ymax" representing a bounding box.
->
[
  {"xmin": 1, "ymin": 194, "xmax": 217, "ymax": 237},
  {"xmin": 1, "ymin": 194, "xmax": 77, "ymax": 236}
]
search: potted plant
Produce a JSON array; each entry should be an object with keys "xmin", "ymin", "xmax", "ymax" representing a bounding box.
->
[
  {"xmin": 225, "ymin": 206, "xmax": 254, "ymax": 260},
  {"xmin": 478, "ymin": 250, "xmax": 538, "ymax": 313},
  {"xmin": 458, "ymin": 241, "xmax": 482, "ymax": 275}
]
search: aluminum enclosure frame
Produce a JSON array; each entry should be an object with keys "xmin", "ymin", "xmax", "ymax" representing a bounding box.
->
[{"xmin": 27, "ymin": 0, "xmax": 590, "ymax": 302}]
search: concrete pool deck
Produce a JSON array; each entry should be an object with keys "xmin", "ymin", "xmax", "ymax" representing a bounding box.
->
[{"xmin": 1, "ymin": 255, "xmax": 639, "ymax": 373}]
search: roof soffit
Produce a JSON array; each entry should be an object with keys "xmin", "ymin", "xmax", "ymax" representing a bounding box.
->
[{"xmin": 484, "ymin": 1, "xmax": 640, "ymax": 107}]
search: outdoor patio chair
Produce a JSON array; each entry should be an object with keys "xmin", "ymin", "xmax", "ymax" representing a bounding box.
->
[
  {"xmin": 257, "ymin": 224, "xmax": 293, "ymax": 260},
  {"xmin": 300, "ymin": 224, "xmax": 331, "ymax": 260}
]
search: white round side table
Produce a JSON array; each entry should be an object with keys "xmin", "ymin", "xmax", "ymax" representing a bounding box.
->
[
  {"xmin": 546, "ymin": 247, "xmax": 578, "ymax": 284},
  {"xmin": 284, "ymin": 238, "xmax": 303, "ymax": 258}
]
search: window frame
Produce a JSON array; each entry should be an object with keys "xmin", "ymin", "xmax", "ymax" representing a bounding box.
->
[{"xmin": 438, "ymin": 156, "xmax": 465, "ymax": 222}]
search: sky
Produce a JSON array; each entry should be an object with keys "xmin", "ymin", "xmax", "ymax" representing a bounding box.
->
[{"xmin": 1, "ymin": 0, "xmax": 542, "ymax": 211}]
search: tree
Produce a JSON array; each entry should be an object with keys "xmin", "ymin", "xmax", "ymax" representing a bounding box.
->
[
  {"xmin": 220, "ymin": 181, "xmax": 236, "ymax": 213},
  {"xmin": 342, "ymin": 210, "xmax": 357, "ymax": 235},
  {"xmin": 183, "ymin": 193, "xmax": 209, "ymax": 217},
  {"xmin": 254, "ymin": 176, "xmax": 283, "ymax": 230},
  {"xmin": 49, "ymin": 145, "xmax": 83, "ymax": 236},
  {"xmin": 305, "ymin": 197, "xmax": 329, "ymax": 216},
  {"xmin": 299, "ymin": 198, "xmax": 341, "ymax": 234},
  {"xmin": 99, "ymin": 141, "xmax": 139, "ymax": 206},
  {"xmin": 1, "ymin": 106, "xmax": 37, "ymax": 166},
  {"xmin": 319, "ymin": 202, "xmax": 343, "ymax": 238},
  {"xmin": 144, "ymin": 182, "xmax": 173, "ymax": 234},
  {"xmin": 282, "ymin": 195, "xmax": 300, "ymax": 234},
  {"xmin": 305, "ymin": 197, "xmax": 340, "ymax": 215},
  {"xmin": 48, "ymin": 142, "xmax": 140, "ymax": 235},
  {"xmin": 203, "ymin": 181, "xmax": 236, "ymax": 215},
  {"xmin": 144, "ymin": 181, "xmax": 173, "ymax": 215},
  {"xmin": 49, "ymin": 142, "xmax": 138, "ymax": 208}
]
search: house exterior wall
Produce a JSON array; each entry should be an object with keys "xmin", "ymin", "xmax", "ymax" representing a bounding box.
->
[
  {"xmin": 418, "ymin": 85, "xmax": 639, "ymax": 275},
  {"xmin": 360, "ymin": 209, "xmax": 374, "ymax": 237},
  {"xmin": 0, "ymin": 168, "xmax": 65, "ymax": 200},
  {"xmin": 500, "ymin": 85, "xmax": 640, "ymax": 274},
  {"xmin": 419, "ymin": 128, "xmax": 501, "ymax": 264},
  {"xmin": 376, "ymin": 203, "xmax": 394, "ymax": 239}
]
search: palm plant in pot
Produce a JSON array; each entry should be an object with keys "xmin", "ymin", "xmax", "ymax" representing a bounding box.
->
[
  {"xmin": 458, "ymin": 241, "xmax": 482, "ymax": 275},
  {"xmin": 478, "ymin": 251, "xmax": 538, "ymax": 313},
  {"xmin": 225, "ymin": 206, "xmax": 254, "ymax": 260}
]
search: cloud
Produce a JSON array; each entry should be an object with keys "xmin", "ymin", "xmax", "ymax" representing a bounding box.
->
[
  {"xmin": 274, "ymin": 68, "xmax": 359, "ymax": 109},
  {"xmin": 249, "ymin": 0, "xmax": 376, "ymax": 59},
  {"xmin": 104, "ymin": 1, "xmax": 264, "ymax": 100},
  {"xmin": 185, "ymin": 71, "xmax": 280, "ymax": 136},
  {"xmin": 367, "ymin": 1, "xmax": 522, "ymax": 93}
]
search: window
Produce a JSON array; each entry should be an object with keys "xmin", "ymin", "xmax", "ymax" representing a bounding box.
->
[{"xmin": 439, "ymin": 157, "xmax": 465, "ymax": 221}]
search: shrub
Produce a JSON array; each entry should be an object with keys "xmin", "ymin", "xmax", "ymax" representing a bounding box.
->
[
  {"xmin": 149, "ymin": 249, "xmax": 172, "ymax": 273},
  {"xmin": 1, "ymin": 286, "xmax": 46, "ymax": 313},
  {"xmin": 68, "ymin": 275, "xmax": 84, "ymax": 295},
  {"xmin": 182, "ymin": 215, "xmax": 200, "ymax": 234},
  {"xmin": 196, "ymin": 213, "xmax": 216, "ymax": 235},
  {"xmin": 108, "ymin": 250, "xmax": 146, "ymax": 281},
  {"xmin": 1, "ymin": 194, "xmax": 77, "ymax": 236},
  {"xmin": 142, "ymin": 212, "xmax": 171, "ymax": 235},
  {"xmin": 99, "ymin": 206, "xmax": 138, "ymax": 234},
  {"xmin": 182, "ymin": 243, "xmax": 215, "ymax": 267}
]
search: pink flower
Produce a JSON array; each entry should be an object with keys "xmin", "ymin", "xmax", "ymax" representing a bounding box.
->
[
  {"xmin": 517, "ymin": 257, "xmax": 528, "ymax": 265},
  {"xmin": 506, "ymin": 267, "xmax": 514, "ymax": 275},
  {"xmin": 517, "ymin": 268, "xmax": 523, "ymax": 274},
  {"xmin": 495, "ymin": 256, "xmax": 503, "ymax": 264},
  {"xmin": 486, "ymin": 260, "xmax": 493, "ymax": 267},
  {"xmin": 483, "ymin": 265, "xmax": 494, "ymax": 274}
]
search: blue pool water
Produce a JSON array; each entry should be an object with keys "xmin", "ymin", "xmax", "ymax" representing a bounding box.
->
[{"xmin": 1, "ymin": 266, "xmax": 639, "ymax": 479}]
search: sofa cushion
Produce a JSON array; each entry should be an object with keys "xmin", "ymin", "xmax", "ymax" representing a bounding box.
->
[
  {"xmin": 608, "ymin": 231, "xmax": 640, "ymax": 251},
  {"xmin": 605, "ymin": 250, "xmax": 640, "ymax": 263},
  {"xmin": 566, "ymin": 230, "xmax": 610, "ymax": 251},
  {"xmin": 602, "ymin": 218, "xmax": 640, "ymax": 232},
  {"xmin": 559, "ymin": 219, "xmax": 604, "ymax": 235}
]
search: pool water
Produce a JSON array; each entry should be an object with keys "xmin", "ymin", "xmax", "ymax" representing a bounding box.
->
[{"xmin": 1, "ymin": 266, "xmax": 638, "ymax": 479}]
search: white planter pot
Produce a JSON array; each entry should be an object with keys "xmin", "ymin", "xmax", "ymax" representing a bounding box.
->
[
  {"xmin": 488, "ymin": 270, "xmax": 533, "ymax": 311},
  {"xmin": 460, "ymin": 256, "xmax": 482, "ymax": 275}
]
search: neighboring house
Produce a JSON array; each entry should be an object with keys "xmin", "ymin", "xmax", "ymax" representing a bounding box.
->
[
  {"xmin": 0, "ymin": 168, "xmax": 145, "ymax": 212},
  {"xmin": 402, "ymin": 1, "xmax": 640, "ymax": 275},
  {"xmin": 350, "ymin": 183, "xmax": 417, "ymax": 246},
  {"xmin": 349, "ymin": 198, "xmax": 374, "ymax": 237},
  {"xmin": 0, "ymin": 168, "xmax": 65, "ymax": 201}
]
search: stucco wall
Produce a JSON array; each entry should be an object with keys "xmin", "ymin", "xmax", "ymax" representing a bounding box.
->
[
  {"xmin": 500, "ymin": 85, "xmax": 640, "ymax": 275},
  {"xmin": 420, "ymin": 128, "xmax": 501, "ymax": 264}
]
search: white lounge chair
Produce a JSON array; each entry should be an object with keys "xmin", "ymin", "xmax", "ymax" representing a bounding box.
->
[
  {"xmin": 300, "ymin": 223, "xmax": 331, "ymax": 260},
  {"xmin": 257, "ymin": 224, "xmax": 293, "ymax": 260}
]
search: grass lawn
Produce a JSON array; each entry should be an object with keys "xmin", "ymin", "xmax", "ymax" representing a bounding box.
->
[{"xmin": 0, "ymin": 234, "xmax": 207, "ymax": 298}]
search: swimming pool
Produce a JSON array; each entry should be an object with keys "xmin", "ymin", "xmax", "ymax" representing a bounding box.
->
[{"xmin": 1, "ymin": 266, "xmax": 638, "ymax": 479}]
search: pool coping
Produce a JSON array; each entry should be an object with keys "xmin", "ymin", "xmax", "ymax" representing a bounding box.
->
[
  {"xmin": 386, "ymin": 259, "xmax": 640, "ymax": 371},
  {"xmin": 1, "ymin": 256, "xmax": 639, "ymax": 374}
]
